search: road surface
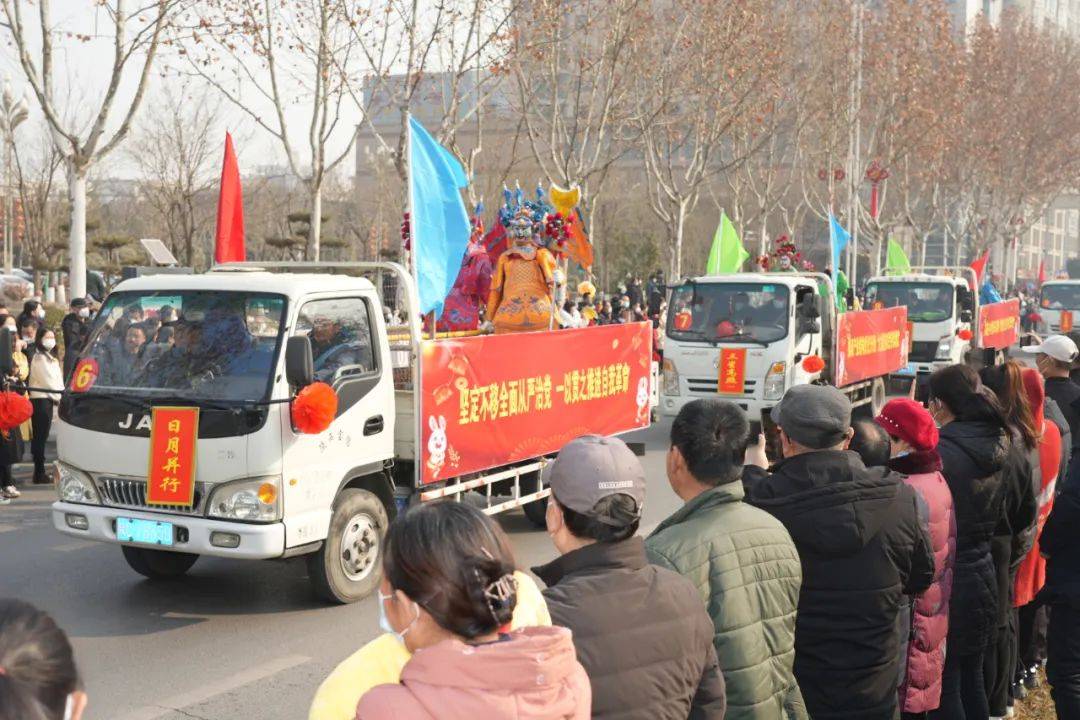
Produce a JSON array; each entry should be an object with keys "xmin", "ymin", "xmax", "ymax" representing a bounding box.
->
[{"xmin": 0, "ymin": 422, "xmax": 680, "ymax": 720}]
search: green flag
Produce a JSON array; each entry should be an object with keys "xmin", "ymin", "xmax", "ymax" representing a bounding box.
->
[
  {"xmin": 885, "ymin": 238, "xmax": 912, "ymax": 275},
  {"xmin": 706, "ymin": 212, "xmax": 749, "ymax": 274},
  {"xmin": 835, "ymin": 270, "xmax": 850, "ymax": 313}
]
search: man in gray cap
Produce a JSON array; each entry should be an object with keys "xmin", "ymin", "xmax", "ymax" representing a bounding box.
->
[
  {"xmin": 744, "ymin": 385, "xmax": 934, "ymax": 720},
  {"xmin": 532, "ymin": 435, "xmax": 726, "ymax": 720}
]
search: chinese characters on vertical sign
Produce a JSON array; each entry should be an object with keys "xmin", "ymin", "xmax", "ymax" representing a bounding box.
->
[
  {"xmin": 147, "ymin": 407, "xmax": 199, "ymax": 507},
  {"xmin": 717, "ymin": 348, "xmax": 747, "ymax": 395}
]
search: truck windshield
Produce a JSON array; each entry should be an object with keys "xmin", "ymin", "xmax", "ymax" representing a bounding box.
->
[
  {"xmin": 1041, "ymin": 284, "xmax": 1080, "ymax": 311},
  {"xmin": 77, "ymin": 290, "xmax": 287, "ymax": 403},
  {"xmin": 865, "ymin": 282, "xmax": 953, "ymax": 322},
  {"xmin": 666, "ymin": 282, "xmax": 789, "ymax": 344}
]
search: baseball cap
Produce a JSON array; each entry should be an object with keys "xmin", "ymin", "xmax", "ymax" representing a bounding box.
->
[
  {"xmin": 770, "ymin": 384, "xmax": 852, "ymax": 449},
  {"xmin": 549, "ymin": 435, "xmax": 645, "ymax": 526},
  {"xmin": 1022, "ymin": 334, "xmax": 1079, "ymax": 363}
]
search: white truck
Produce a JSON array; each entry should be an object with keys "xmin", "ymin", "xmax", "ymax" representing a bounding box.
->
[
  {"xmin": 1038, "ymin": 279, "xmax": 1080, "ymax": 335},
  {"xmin": 660, "ymin": 272, "xmax": 896, "ymax": 446},
  {"xmin": 47, "ymin": 262, "xmax": 651, "ymax": 603}
]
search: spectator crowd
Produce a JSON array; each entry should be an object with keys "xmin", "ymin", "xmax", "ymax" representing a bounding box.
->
[{"xmin": 4, "ymin": 313, "xmax": 1080, "ymax": 720}]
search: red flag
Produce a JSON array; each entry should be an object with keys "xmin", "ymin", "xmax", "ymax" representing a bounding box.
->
[
  {"xmin": 1038, "ymin": 259, "xmax": 1047, "ymax": 286},
  {"xmin": 969, "ymin": 249, "xmax": 990, "ymax": 287},
  {"xmin": 214, "ymin": 132, "xmax": 246, "ymax": 264}
]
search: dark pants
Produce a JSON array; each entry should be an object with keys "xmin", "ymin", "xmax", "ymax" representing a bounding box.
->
[
  {"xmin": 1018, "ymin": 602, "xmax": 1049, "ymax": 672},
  {"xmin": 985, "ymin": 610, "xmax": 1016, "ymax": 715},
  {"xmin": 929, "ymin": 651, "xmax": 988, "ymax": 720},
  {"xmin": 30, "ymin": 398, "xmax": 52, "ymax": 473},
  {"xmin": 1048, "ymin": 602, "xmax": 1080, "ymax": 719}
]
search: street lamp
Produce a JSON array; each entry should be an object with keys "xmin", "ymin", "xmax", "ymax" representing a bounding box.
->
[{"xmin": 0, "ymin": 77, "xmax": 29, "ymax": 276}]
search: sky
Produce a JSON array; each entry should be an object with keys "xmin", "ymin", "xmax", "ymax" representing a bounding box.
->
[{"xmin": 0, "ymin": 1, "xmax": 363, "ymax": 180}]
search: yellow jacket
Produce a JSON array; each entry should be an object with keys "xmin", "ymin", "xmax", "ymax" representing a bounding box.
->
[{"xmin": 308, "ymin": 570, "xmax": 551, "ymax": 720}]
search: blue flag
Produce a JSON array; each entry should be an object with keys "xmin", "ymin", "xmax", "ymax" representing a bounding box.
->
[
  {"xmin": 828, "ymin": 214, "xmax": 850, "ymax": 281},
  {"xmin": 408, "ymin": 116, "xmax": 470, "ymax": 316}
]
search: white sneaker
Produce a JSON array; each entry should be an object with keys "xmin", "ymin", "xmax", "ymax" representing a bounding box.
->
[
  {"xmin": 0, "ymin": 495, "xmax": 9, "ymax": 504},
  {"xmin": 2, "ymin": 485, "xmax": 20, "ymax": 499}
]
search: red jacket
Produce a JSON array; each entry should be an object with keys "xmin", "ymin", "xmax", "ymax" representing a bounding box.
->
[
  {"xmin": 1015, "ymin": 418, "xmax": 1061, "ymax": 607},
  {"xmin": 891, "ymin": 450, "xmax": 956, "ymax": 714}
]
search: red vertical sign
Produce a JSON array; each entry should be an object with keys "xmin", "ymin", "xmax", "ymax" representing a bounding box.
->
[
  {"xmin": 717, "ymin": 348, "xmax": 747, "ymax": 395},
  {"xmin": 147, "ymin": 407, "xmax": 199, "ymax": 507},
  {"xmin": 1063, "ymin": 311, "xmax": 1074, "ymax": 333}
]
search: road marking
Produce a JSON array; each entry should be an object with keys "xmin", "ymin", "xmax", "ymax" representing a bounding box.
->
[{"xmin": 114, "ymin": 654, "xmax": 311, "ymax": 720}]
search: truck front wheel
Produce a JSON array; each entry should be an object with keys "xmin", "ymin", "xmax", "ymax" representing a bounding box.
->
[
  {"xmin": 121, "ymin": 546, "xmax": 199, "ymax": 579},
  {"xmin": 308, "ymin": 488, "xmax": 388, "ymax": 604}
]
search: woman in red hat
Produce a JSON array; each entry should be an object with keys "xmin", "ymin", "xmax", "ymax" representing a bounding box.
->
[{"xmin": 876, "ymin": 398, "xmax": 957, "ymax": 718}]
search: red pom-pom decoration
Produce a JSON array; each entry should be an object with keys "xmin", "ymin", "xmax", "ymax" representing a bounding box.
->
[
  {"xmin": 291, "ymin": 382, "xmax": 339, "ymax": 434},
  {"xmin": 801, "ymin": 355, "xmax": 826, "ymax": 374},
  {"xmin": 0, "ymin": 391, "xmax": 32, "ymax": 434},
  {"xmin": 957, "ymin": 329, "xmax": 973, "ymax": 341}
]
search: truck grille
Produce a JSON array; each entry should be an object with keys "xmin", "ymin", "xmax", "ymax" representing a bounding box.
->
[
  {"xmin": 686, "ymin": 378, "xmax": 757, "ymax": 396},
  {"xmin": 908, "ymin": 341, "xmax": 938, "ymax": 363},
  {"xmin": 95, "ymin": 476, "xmax": 204, "ymax": 515}
]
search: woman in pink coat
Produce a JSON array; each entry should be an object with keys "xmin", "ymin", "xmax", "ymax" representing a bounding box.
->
[
  {"xmin": 876, "ymin": 398, "xmax": 957, "ymax": 716},
  {"xmin": 356, "ymin": 501, "xmax": 591, "ymax": 720}
]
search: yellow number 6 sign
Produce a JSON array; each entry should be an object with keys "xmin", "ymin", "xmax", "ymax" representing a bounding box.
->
[{"xmin": 70, "ymin": 358, "xmax": 99, "ymax": 393}]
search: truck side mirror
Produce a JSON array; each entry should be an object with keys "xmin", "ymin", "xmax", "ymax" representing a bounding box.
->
[
  {"xmin": 960, "ymin": 309, "xmax": 973, "ymax": 323},
  {"xmin": 797, "ymin": 293, "xmax": 820, "ymax": 319},
  {"xmin": 0, "ymin": 327, "xmax": 14, "ymax": 378},
  {"xmin": 285, "ymin": 336, "xmax": 314, "ymax": 389},
  {"xmin": 797, "ymin": 317, "xmax": 821, "ymax": 336}
]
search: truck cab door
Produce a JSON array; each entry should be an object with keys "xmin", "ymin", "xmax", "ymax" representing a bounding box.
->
[{"xmin": 279, "ymin": 293, "xmax": 393, "ymax": 549}]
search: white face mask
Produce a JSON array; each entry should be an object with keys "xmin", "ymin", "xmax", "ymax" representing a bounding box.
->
[
  {"xmin": 77, "ymin": 308, "xmax": 90, "ymax": 318},
  {"xmin": 42, "ymin": 338, "xmax": 56, "ymax": 350},
  {"xmin": 36, "ymin": 308, "xmax": 45, "ymax": 319},
  {"xmin": 64, "ymin": 693, "xmax": 75, "ymax": 720}
]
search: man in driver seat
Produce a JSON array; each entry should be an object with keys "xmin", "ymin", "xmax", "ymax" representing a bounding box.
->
[
  {"xmin": 753, "ymin": 289, "xmax": 788, "ymax": 327},
  {"xmin": 308, "ymin": 314, "xmax": 369, "ymax": 384}
]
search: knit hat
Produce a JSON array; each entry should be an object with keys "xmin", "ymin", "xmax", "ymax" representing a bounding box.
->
[{"xmin": 875, "ymin": 398, "xmax": 938, "ymax": 452}]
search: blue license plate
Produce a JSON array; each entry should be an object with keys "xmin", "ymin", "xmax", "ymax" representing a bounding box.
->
[{"xmin": 116, "ymin": 517, "xmax": 174, "ymax": 547}]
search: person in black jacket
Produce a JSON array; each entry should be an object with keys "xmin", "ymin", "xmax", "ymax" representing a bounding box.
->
[
  {"xmin": 60, "ymin": 297, "xmax": 91, "ymax": 381},
  {"xmin": 979, "ymin": 362, "xmax": 1040, "ymax": 718},
  {"xmin": 744, "ymin": 384, "xmax": 934, "ymax": 720},
  {"xmin": 927, "ymin": 364, "xmax": 1011, "ymax": 720},
  {"xmin": 1041, "ymin": 454, "xmax": 1080, "ymax": 717},
  {"xmin": 1025, "ymin": 334, "xmax": 1080, "ymax": 488},
  {"xmin": 533, "ymin": 435, "xmax": 726, "ymax": 720}
]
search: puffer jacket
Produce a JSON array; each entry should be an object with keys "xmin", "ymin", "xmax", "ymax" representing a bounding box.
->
[
  {"xmin": 745, "ymin": 450, "xmax": 934, "ymax": 720},
  {"xmin": 533, "ymin": 537, "xmax": 725, "ymax": 720},
  {"xmin": 646, "ymin": 482, "xmax": 807, "ymax": 720},
  {"xmin": 935, "ymin": 420, "xmax": 1009, "ymax": 655},
  {"xmin": 355, "ymin": 626, "xmax": 590, "ymax": 720},
  {"xmin": 890, "ymin": 450, "xmax": 956, "ymax": 714}
]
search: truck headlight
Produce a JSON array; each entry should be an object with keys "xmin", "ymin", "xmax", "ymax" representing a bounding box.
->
[
  {"xmin": 207, "ymin": 476, "xmax": 282, "ymax": 523},
  {"xmin": 662, "ymin": 358, "xmax": 679, "ymax": 396},
  {"xmin": 935, "ymin": 339, "xmax": 952, "ymax": 360},
  {"xmin": 763, "ymin": 362, "xmax": 786, "ymax": 401},
  {"xmin": 56, "ymin": 463, "xmax": 100, "ymax": 505}
]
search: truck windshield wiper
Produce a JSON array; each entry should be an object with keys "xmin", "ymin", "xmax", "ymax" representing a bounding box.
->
[{"xmin": 68, "ymin": 391, "xmax": 150, "ymax": 412}]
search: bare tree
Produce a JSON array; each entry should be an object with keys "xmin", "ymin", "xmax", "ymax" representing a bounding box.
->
[
  {"xmin": 11, "ymin": 130, "xmax": 63, "ymax": 288},
  {"xmin": 635, "ymin": 0, "xmax": 787, "ymax": 279},
  {"xmin": 127, "ymin": 85, "xmax": 221, "ymax": 268},
  {"xmin": 1, "ymin": 0, "xmax": 186, "ymax": 299},
  {"xmin": 186, "ymin": 0, "xmax": 361, "ymax": 260}
]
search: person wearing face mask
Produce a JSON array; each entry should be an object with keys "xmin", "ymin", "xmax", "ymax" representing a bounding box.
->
[
  {"xmin": 61, "ymin": 298, "xmax": 92, "ymax": 382},
  {"xmin": 16, "ymin": 299, "xmax": 44, "ymax": 333},
  {"xmin": 0, "ymin": 598, "xmax": 87, "ymax": 720},
  {"xmin": 353, "ymin": 501, "xmax": 590, "ymax": 720},
  {"xmin": 926, "ymin": 364, "xmax": 1012, "ymax": 720},
  {"xmin": 29, "ymin": 327, "xmax": 63, "ymax": 485},
  {"xmin": 310, "ymin": 565, "xmax": 553, "ymax": 720},
  {"xmin": 1024, "ymin": 335, "xmax": 1080, "ymax": 487},
  {"xmin": 0, "ymin": 315, "xmax": 29, "ymax": 500},
  {"xmin": 875, "ymin": 399, "xmax": 957, "ymax": 719}
]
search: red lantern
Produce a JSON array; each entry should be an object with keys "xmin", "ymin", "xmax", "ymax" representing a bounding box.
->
[{"xmin": 291, "ymin": 382, "xmax": 338, "ymax": 434}]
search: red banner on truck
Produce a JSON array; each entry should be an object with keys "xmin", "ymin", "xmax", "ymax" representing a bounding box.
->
[
  {"xmin": 978, "ymin": 299, "xmax": 1020, "ymax": 350},
  {"xmin": 420, "ymin": 323, "xmax": 652, "ymax": 485},
  {"xmin": 835, "ymin": 307, "xmax": 910, "ymax": 387}
]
